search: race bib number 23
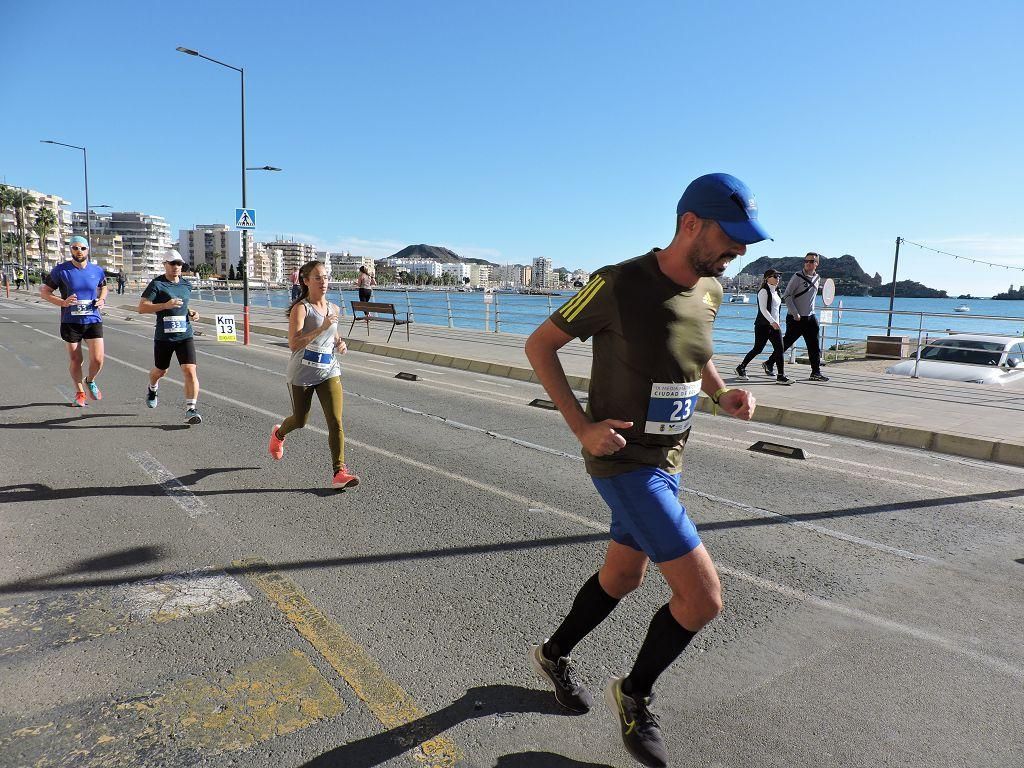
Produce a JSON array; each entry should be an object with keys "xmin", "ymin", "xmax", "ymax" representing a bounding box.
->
[{"xmin": 644, "ymin": 380, "xmax": 701, "ymax": 435}]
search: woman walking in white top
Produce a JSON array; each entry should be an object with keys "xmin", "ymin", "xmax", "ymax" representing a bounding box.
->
[
  {"xmin": 735, "ymin": 269, "xmax": 791, "ymax": 385},
  {"xmin": 268, "ymin": 260, "xmax": 359, "ymax": 488}
]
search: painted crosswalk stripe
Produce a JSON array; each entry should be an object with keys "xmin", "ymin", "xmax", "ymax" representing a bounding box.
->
[
  {"xmin": 129, "ymin": 450, "xmax": 208, "ymax": 518},
  {"xmin": 0, "ymin": 570, "xmax": 251, "ymax": 656},
  {"xmin": 0, "ymin": 649, "xmax": 343, "ymax": 764},
  {"xmin": 237, "ymin": 558, "xmax": 464, "ymax": 767}
]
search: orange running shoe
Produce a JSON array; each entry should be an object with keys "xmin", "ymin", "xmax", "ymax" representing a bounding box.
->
[
  {"xmin": 73, "ymin": 391, "xmax": 87, "ymax": 407},
  {"xmin": 331, "ymin": 465, "xmax": 359, "ymax": 489},
  {"xmin": 268, "ymin": 424, "xmax": 285, "ymax": 460}
]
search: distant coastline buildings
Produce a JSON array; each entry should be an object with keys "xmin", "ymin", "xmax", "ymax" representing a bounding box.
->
[{"xmin": 0, "ymin": 182, "xmax": 592, "ymax": 287}]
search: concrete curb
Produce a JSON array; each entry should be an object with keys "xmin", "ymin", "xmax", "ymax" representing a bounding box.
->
[{"xmin": 8, "ymin": 294, "xmax": 1022, "ymax": 469}]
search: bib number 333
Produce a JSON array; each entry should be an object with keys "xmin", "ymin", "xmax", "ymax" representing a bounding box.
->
[{"xmin": 644, "ymin": 380, "xmax": 701, "ymax": 435}]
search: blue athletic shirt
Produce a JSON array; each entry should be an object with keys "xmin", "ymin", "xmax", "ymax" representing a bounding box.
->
[
  {"xmin": 141, "ymin": 276, "xmax": 194, "ymax": 342},
  {"xmin": 43, "ymin": 260, "xmax": 107, "ymax": 324}
]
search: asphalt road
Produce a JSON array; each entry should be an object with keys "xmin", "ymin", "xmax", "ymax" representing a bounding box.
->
[{"xmin": 1, "ymin": 299, "xmax": 1022, "ymax": 768}]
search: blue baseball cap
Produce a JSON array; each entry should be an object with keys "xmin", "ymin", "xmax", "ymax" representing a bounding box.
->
[
  {"xmin": 69, "ymin": 235, "xmax": 89, "ymax": 247},
  {"xmin": 676, "ymin": 173, "xmax": 771, "ymax": 245}
]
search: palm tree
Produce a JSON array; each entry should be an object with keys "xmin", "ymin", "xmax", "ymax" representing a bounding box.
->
[
  {"xmin": 33, "ymin": 207, "xmax": 57, "ymax": 270},
  {"xmin": 0, "ymin": 184, "xmax": 15, "ymax": 268},
  {"xmin": 10, "ymin": 190, "xmax": 35, "ymax": 283}
]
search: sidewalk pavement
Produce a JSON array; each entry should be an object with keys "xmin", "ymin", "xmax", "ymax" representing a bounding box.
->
[{"xmin": 8, "ymin": 291, "xmax": 1023, "ymax": 468}]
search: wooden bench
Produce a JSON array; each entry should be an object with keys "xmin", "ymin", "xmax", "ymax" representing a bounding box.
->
[{"xmin": 349, "ymin": 301, "xmax": 411, "ymax": 342}]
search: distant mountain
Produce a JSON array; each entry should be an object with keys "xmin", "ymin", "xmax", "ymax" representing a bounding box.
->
[
  {"xmin": 993, "ymin": 285, "xmax": 1024, "ymax": 300},
  {"xmin": 740, "ymin": 254, "xmax": 942, "ymax": 297},
  {"xmin": 872, "ymin": 280, "xmax": 948, "ymax": 299},
  {"xmin": 384, "ymin": 244, "xmax": 496, "ymax": 266}
]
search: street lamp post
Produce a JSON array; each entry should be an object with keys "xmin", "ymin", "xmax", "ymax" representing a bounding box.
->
[
  {"xmin": 176, "ymin": 46, "xmax": 264, "ymax": 344},
  {"xmin": 41, "ymin": 140, "xmax": 91, "ymax": 269}
]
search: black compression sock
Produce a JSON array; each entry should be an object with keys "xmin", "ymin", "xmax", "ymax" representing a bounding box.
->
[
  {"xmin": 623, "ymin": 604, "xmax": 697, "ymax": 698},
  {"xmin": 544, "ymin": 572, "xmax": 620, "ymax": 660}
]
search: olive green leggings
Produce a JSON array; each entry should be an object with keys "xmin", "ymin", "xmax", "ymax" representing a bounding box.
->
[{"xmin": 278, "ymin": 376, "xmax": 345, "ymax": 471}]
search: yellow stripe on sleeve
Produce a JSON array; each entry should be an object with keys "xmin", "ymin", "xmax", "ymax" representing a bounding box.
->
[{"xmin": 559, "ymin": 276, "xmax": 605, "ymax": 323}]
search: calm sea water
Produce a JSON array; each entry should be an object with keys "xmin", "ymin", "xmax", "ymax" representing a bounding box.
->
[{"xmin": 197, "ymin": 285, "xmax": 1024, "ymax": 352}]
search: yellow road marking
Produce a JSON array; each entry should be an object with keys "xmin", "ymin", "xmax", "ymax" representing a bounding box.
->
[
  {"xmin": 236, "ymin": 558, "xmax": 464, "ymax": 767},
  {"xmin": 0, "ymin": 649, "xmax": 343, "ymax": 764}
]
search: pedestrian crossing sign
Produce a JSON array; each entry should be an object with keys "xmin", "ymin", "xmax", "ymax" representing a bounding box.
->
[
  {"xmin": 216, "ymin": 314, "xmax": 237, "ymax": 342},
  {"xmin": 235, "ymin": 209, "xmax": 256, "ymax": 229}
]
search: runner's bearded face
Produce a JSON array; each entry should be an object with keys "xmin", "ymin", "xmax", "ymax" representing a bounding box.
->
[
  {"xmin": 689, "ymin": 219, "xmax": 744, "ymax": 278},
  {"xmin": 70, "ymin": 244, "xmax": 88, "ymax": 264}
]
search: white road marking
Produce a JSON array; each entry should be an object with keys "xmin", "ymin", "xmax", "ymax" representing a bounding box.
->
[
  {"xmin": 747, "ymin": 430, "xmax": 831, "ymax": 447},
  {"xmin": 111, "ymin": 570, "xmax": 251, "ymax": 621},
  {"xmin": 129, "ymin": 450, "xmax": 209, "ymax": 519},
  {"xmin": 414, "ymin": 368, "xmax": 444, "ymax": 374},
  {"xmin": 474, "ymin": 379, "xmax": 512, "ymax": 388}
]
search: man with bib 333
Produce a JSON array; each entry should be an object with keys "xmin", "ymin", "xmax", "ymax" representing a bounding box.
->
[
  {"xmin": 525, "ymin": 173, "xmax": 764, "ymax": 767},
  {"xmin": 40, "ymin": 235, "xmax": 108, "ymax": 407},
  {"xmin": 138, "ymin": 249, "xmax": 203, "ymax": 425}
]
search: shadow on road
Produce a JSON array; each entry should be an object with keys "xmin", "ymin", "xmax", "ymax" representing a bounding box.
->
[
  {"xmin": 299, "ymin": 683, "xmax": 587, "ymax": 768},
  {"xmin": 0, "ymin": 402, "xmax": 66, "ymax": 412},
  {"xmin": 0, "ymin": 413, "xmax": 189, "ymax": 430},
  {"xmin": 495, "ymin": 753, "xmax": 614, "ymax": 768}
]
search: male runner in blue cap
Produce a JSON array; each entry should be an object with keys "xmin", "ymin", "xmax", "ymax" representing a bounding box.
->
[
  {"xmin": 40, "ymin": 236, "xmax": 108, "ymax": 407},
  {"xmin": 526, "ymin": 173, "xmax": 767, "ymax": 767}
]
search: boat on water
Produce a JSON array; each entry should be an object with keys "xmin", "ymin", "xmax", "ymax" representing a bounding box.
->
[
  {"xmin": 954, "ymin": 305, "xmax": 970, "ymax": 313},
  {"xmin": 729, "ymin": 293, "xmax": 750, "ymax": 303}
]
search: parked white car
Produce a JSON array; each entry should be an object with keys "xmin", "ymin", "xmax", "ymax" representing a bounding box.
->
[{"xmin": 886, "ymin": 334, "xmax": 1024, "ymax": 385}]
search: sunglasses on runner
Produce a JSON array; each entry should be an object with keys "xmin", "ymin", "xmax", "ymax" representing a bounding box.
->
[{"xmin": 71, "ymin": 245, "xmax": 89, "ymax": 251}]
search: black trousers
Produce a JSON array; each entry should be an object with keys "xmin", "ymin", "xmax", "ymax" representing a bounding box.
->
[
  {"xmin": 782, "ymin": 314, "xmax": 822, "ymax": 374},
  {"xmin": 740, "ymin": 321, "xmax": 784, "ymax": 375}
]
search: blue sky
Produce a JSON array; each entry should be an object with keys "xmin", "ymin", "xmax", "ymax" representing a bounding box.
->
[{"xmin": 3, "ymin": 0, "xmax": 1023, "ymax": 295}]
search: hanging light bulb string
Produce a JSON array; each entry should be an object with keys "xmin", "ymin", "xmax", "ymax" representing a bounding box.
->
[{"xmin": 901, "ymin": 238, "xmax": 1024, "ymax": 271}]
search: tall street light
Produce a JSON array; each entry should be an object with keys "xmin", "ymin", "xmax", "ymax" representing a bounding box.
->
[
  {"xmin": 177, "ymin": 45, "xmax": 259, "ymax": 344},
  {"xmin": 41, "ymin": 139, "xmax": 91, "ymax": 246}
]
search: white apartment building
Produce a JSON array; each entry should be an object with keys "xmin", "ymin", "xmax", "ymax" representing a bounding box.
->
[
  {"xmin": 262, "ymin": 239, "xmax": 318, "ymax": 280},
  {"xmin": 0, "ymin": 188, "xmax": 73, "ymax": 270},
  {"xmin": 442, "ymin": 263, "xmax": 471, "ymax": 284},
  {"xmin": 178, "ymin": 224, "xmax": 246, "ymax": 277},
  {"xmin": 88, "ymin": 211, "xmax": 172, "ymax": 276},
  {"xmin": 492, "ymin": 264, "xmax": 531, "ymax": 288},
  {"xmin": 531, "ymin": 256, "xmax": 554, "ymax": 289},
  {"xmin": 570, "ymin": 269, "xmax": 591, "ymax": 286},
  {"xmin": 382, "ymin": 257, "xmax": 442, "ymax": 278},
  {"xmin": 315, "ymin": 250, "xmax": 335, "ymax": 277},
  {"xmin": 331, "ymin": 251, "xmax": 375, "ymax": 275}
]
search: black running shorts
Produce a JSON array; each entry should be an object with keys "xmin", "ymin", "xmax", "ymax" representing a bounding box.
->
[
  {"xmin": 154, "ymin": 338, "xmax": 197, "ymax": 370},
  {"xmin": 60, "ymin": 322, "xmax": 104, "ymax": 343}
]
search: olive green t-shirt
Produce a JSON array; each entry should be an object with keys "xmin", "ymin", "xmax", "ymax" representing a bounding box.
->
[{"xmin": 549, "ymin": 249, "xmax": 722, "ymax": 477}]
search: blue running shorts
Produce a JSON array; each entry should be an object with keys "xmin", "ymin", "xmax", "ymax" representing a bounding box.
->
[{"xmin": 592, "ymin": 466, "xmax": 701, "ymax": 563}]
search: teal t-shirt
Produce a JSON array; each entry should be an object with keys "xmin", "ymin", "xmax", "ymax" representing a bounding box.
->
[{"xmin": 142, "ymin": 276, "xmax": 194, "ymax": 341}]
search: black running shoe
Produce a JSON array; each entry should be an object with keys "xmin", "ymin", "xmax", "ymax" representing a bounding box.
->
[
  {"xmin": 775, "ymin": 376, "xmax": 792, "ymax": 385},
  {"xmin": 530, "ymin": 642, "xmax": 593, "ymax": 713},
  {"xmin": 605, "ymin": 677, "xmax": 668, "ymax": 768},
  {"xmin": 762, "ymin": 361, "xmax": 774, "ymax": 377},
  {"xmin": 146, "ymin": 388, "xmax": 158, "ymax": 408},
  {"xmin": 809, "ymin": 372, "xmax": 830, "ymax": 382},
  {"xmin": 734, "ymin": 365, "xmax": 749, "ymax": 381}
]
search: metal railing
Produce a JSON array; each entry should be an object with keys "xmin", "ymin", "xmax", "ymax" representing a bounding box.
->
[{"xmin": 166, "ymin": 282, "xmax": 1024, "ymax": 378}]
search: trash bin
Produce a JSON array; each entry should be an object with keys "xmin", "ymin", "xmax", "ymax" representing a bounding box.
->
[{"xmin": 866, "ymin": 335, "xmax": 911, "ymax": 359}]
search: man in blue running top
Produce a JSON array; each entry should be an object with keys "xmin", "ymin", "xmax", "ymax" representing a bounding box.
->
[
  {"xmin": 139, "ymin": 250, "xmax": 203, "ymax": 425},
  {"xmin": 526, "ymin": 173, "xmax": 764, "ymax": 768},
  {"xmin": 40, "ymin": 236, "xmax": 108, "ymax": 407}
]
